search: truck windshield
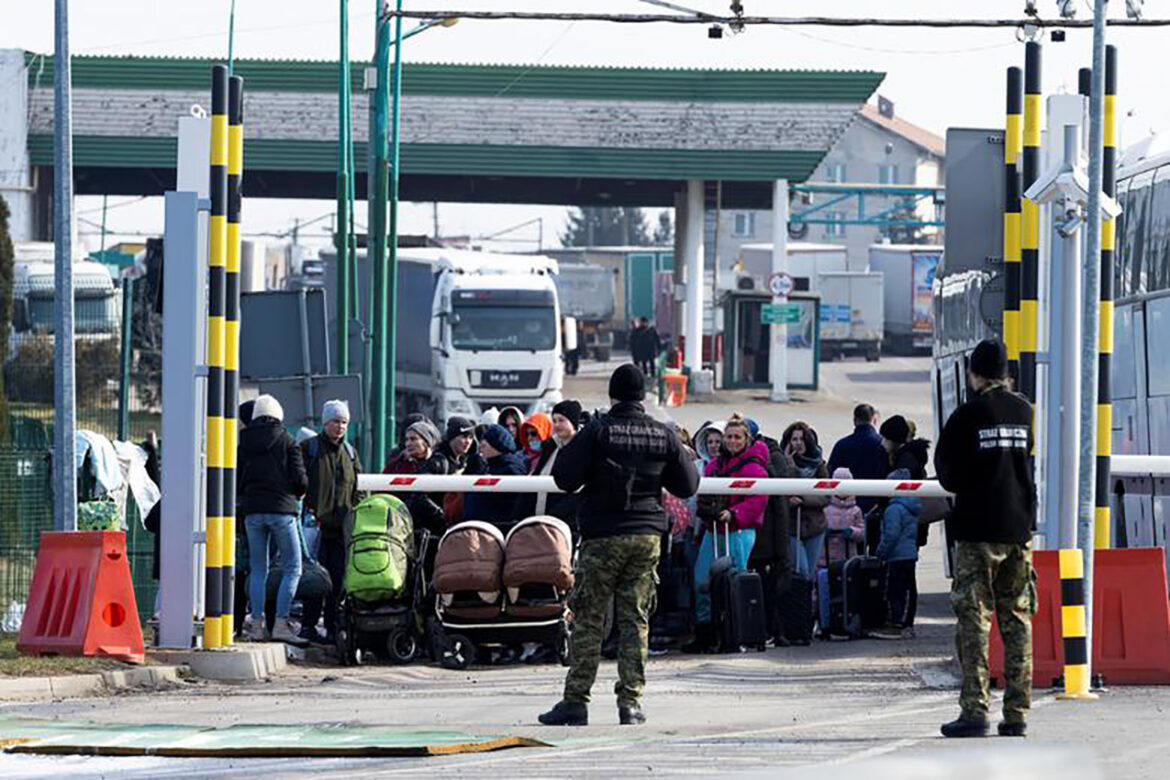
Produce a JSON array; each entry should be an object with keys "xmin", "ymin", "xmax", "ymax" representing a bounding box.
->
[
  {"xmin": 452, "ymin": 305, "xmax": 557, "ymax": 351},
  {"xmin": 26, "ymin": 294, "xmax": 117, "ymax": 334}
]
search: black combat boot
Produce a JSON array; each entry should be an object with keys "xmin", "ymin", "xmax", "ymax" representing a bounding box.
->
[
  {"xmin": 538, "ymin": 700, "xmax": 588, "ymax": 726},
  {"xmin": 618, "ymin": 704, "xmax": 646, "ymax": 725},
  {"xmin": 998, "ymin": 720, "xmax": 1027, "ymax": 737},
  {"xmin": 940, "ymin": 716, "xmax": 990, "ymax": 738}
]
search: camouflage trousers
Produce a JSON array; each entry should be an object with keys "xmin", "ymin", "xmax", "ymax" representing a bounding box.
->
[
  {"xmin": 564, "ymin": 534, "xmax": 660, "ymax": 707},
  {"xmin": 950, "ymin": 541, "xmax": 1038, "ymax": 723}
]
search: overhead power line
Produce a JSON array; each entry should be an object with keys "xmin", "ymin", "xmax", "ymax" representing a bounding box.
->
[{"xmin": 389, "ymin": 10, "xmax": 1170, "ymax": 28}]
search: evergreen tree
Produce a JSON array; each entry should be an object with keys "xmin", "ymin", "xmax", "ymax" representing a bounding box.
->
[
  {"xmin": 652, "ymin": 211, "xmax": 673, "ymax": 245},
  {"xmin": 560, "ymin": 207, "xmax": 651, "ymax": 247}
]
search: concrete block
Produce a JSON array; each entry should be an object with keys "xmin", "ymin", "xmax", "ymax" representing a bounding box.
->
[
  {"xmin": 690, "ymin": 369, "xmax": 715, "ymax": 398},
  {"xmin": 149, "ymin": 643, "xmax": 288, "ymax": 683},
  {"xmin": 47, "ymin": 675, "xmax": 106, "ymax": 699},
  {"xmin": 0, "ymin": 676, "xmax": 54, "ymax": 701},
  {"xmin": 100, "ymin": 666, "xmax": 183, "ymax": 690}
]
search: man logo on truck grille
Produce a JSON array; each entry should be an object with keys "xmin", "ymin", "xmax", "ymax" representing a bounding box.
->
[{"xmin": 977, "ymin": 425, "xmax": 1028, "ymax": 450}]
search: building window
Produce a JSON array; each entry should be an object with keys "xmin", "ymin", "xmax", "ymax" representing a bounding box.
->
[
  {"xmin": 826, "ymin": 163, "xmax": 847, "ymax": 183},
  {"xmin": 878, "ymin": 164, "xmax": 900, "ymax": 185},
  {"xmin": 732, "ymin": 212, "xmax": 755, "ymax": 238},
  {"xmin": 825, "ymin": 211, "xmax": 846, "ymax": 237}
]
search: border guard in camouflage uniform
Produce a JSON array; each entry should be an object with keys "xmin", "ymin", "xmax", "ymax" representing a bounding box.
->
[
  {"xmin": 935, "ymin": 339, "xmax": 1038, "ymax": 738},
  {"xmin": 539, "ymin": 364, "xmax": 699, "ymax": 726}
]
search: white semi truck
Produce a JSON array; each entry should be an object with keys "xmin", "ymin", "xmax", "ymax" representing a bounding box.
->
[
  {"xmin": 9, "ymin": 241, "xmax": 119, "ymax": 354},
  {"xmin": 323, "ymin": 247, "xmax": 564, "ymax": 424}
]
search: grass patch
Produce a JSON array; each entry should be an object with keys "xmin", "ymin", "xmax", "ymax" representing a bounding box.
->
[{"xmin": 0, "ymin": 633, "xmax": 129, "ymax": 678}]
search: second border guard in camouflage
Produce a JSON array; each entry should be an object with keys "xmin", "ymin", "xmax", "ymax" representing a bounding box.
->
[
  {"xmin": 539, "ymin": 364, "xmax": 699, "ymax": 726},
  {"xmin": 934, "ymin": 339, "xmax": 1038, "ymax": 739}
]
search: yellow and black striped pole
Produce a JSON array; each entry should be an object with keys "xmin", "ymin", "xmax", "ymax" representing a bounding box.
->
[
  {"xmin": 1096, "ymin": 45, "xmax": 1118, "ymax": 550},
  {"xmin": 204, "ymin": 64, "xmax": 229, "ymax": 650},
  {"xmin": 1004, "ymin": 66, "xmax": 1023, "ymax": 385},
  {"xmin": 1058, "ymin": 548, "xmax": 1096, "ymax": 699},
  {"xmin": 1020, "ymin": 41, "xmax": 1042, "ymax": 402},
  {"xmin": 220, "ymin": 74, "xmax": 244, "ymax": 647}
]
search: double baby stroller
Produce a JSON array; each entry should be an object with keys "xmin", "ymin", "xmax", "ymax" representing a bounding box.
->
[
  {"xmin": 429, "ymin": 516, "xmax": 574, "ymax": 669},
  {"xmin": 335, "ymin": 494, "xmax": 428, "ymax": 666}
]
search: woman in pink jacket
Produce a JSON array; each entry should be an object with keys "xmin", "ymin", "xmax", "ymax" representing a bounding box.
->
[
  {"xmin": 823, "ymin": 467, "xmax": 865, "ymax": 564},
  {"xmin": 692, "ymin": 413, "xmax": 769, "ymax": 641}
]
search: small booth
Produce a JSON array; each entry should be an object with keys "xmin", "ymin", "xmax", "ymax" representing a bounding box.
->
[{"xmin": 721, "ymin": 290, "xmax": 820, "ymax": 391}]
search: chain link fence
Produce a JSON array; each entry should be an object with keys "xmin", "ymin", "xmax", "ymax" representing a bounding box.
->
[{"xmin": 1, "ymin": 239, "xmax": 164, "ymax": 629}]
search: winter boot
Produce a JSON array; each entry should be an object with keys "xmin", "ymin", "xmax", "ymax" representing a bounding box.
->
[
  {"xmin": 940, "ymin": 717, "xmax": 990, "ymax": 738},
  {"xmin": 998, "ymin": 720, "xmax": 1027, "ymax": 737},
  {"xmin": 618, "ymin": 704, "xmax": 646, "ymax": 725},
  {"xmin": 538, "ymin": 700, "xmax": 588, "ymax": 726}
]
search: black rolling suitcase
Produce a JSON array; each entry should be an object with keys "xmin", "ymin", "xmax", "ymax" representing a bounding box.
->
[
  {"xmin": 651, "ymin": 532, "xmax": 695, "ymax": 642},
  {"xmin": 817, "ymin": 544, "xmax": 887, "ymax": 639},
  {"xmin": 710, "ymin": 524, "xmax": 768, "ymax": 652},
  {"xmin": 778, "ymin": 508, "xmax": 815, "ymax": 644}
]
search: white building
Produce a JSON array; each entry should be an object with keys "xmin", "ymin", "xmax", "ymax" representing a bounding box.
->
[{"xmin": 706, "ymin": 97, "xmax": 946, "ymax": 272}]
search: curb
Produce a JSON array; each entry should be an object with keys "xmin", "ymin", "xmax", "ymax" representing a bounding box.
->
[
  {"xmin": 148, "ymin": 643, "xmax": 288, "ymax": 683},
  {"xmin": 0, "ymin": 665, "xmax": 185, "ymax": 703}
]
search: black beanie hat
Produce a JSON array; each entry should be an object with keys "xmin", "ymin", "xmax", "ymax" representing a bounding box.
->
[
  {"xmin": 879, "ymin": 414, "xmax": 911, "ymax": 445},
  {"xmin": 444, "ymin": 416, "xmax": 475, "ymax": 441},
  {"xmin": 970, "ymin": 338, "xmax": 1008, "ymax": 380},
  {"xmin": 551, "ymin": 399, "xmax": 583, "ymax": 426},
  {"xmin": 608, "ymin": 363, "xmax": 646, "ymax": 402}
]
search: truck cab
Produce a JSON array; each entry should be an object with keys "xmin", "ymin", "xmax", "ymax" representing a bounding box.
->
[
  {"xmin": 10, "ymin": 242, "xmax": 119, "ymax": 357},
  {"xmin": 422, "ymin": 250, "xmax": 564, "ymax": 423}
]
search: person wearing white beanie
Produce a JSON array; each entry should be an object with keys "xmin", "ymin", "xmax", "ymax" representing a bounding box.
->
[
  {"xmin": 251, "ymin": 394, "xmax": 284, "ymax": 422},
  {"xmin": 238, "ymin": 393, "xmax": 306, "ymax": 645},
  {"xmin": 321, "ymin": 399, "xmax": 350, "ymax": 425}
]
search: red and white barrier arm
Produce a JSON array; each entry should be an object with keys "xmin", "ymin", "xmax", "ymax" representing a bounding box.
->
[
  {"xmin": 1110, "ymin": 455, "xmax": 1170, "ymax": 477},
  {"xmin": 357, "ymin": 474, "xmax": 954, "ymax": 498}
]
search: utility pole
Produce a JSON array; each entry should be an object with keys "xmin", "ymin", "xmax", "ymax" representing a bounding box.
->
[
  {"xmin": 53, "ymin": 0, "xmax": 77, "ymax": 531},
  {"xmin": 1077, "ymin": 0, "xmax": 1110, "ymax": 675},
  {"xmin": 387, "ymin": 0, "xmax": 404, "ymax": 449},
  {"xmin": 336, "ymin": 0, "xmax": 352, "ymax": 375},
  {"xmin": 370, "ymin": 3, "xmax": 390, "ymax": 466},
  {"xmin": 432, "ymin": 202, "xmax": 439, "ymax": 241}
]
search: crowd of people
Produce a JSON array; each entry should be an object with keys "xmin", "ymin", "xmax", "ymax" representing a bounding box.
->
[{"xmin": 224, "ymin": 338, "xmax": 1037, "ymax": 737}]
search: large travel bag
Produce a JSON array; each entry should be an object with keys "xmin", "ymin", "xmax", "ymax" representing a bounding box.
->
[
  {"xmin": 710, "ymin": 524, "xmax": 768, "ymax": 652},
  {"xmin": 652, "ymin": 531, "xmax": 695, "ymax": 641},
  {"xmin": 345, "ymin": 494, "xmax": 414, "ymax": 603},
  {"xmin": 818, "ymin": 550, "xmax": 887, "ymax": 639}
]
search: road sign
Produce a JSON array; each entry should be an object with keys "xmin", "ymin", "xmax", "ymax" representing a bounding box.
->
[
  {"xmin": 768, "ymin": 272, "xmax": 794, "ymax": 297},
  {"xmin": 761, "ymin": 303, "xmax": 801, "ymax": 324}
]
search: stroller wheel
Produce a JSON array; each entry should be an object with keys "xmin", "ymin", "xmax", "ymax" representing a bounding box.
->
[
  {"xmin": 557, "ymin": 625, "xmax": 572, "ymax": 667},
  {"xmin": 337, "ymin": 628, "xmax": 362, "ymax": 667},
  {"xmin": 440, "ymin": 633, "xmax": 475, "ymax": 671},
  {"xmin": 386, "ymin": 629, "xmax": 417, "ymax": 665}
]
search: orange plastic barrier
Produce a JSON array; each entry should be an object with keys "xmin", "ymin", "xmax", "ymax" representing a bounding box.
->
[
  {"xmin": 989, "ymin": 547, "xmax": 1170, "ymax": 686},
  {"xmin": 663, "ymin": 374, "xmax": 688, "ymax": 407},
  {"xmin": 17, "ymin": 531, "xmax": 145, "ymax": 664}
]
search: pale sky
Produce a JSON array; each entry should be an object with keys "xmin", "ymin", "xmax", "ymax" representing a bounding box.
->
[{"xmin": 4, "ymin": 1, "xmax": 1164, "ymax": 254}]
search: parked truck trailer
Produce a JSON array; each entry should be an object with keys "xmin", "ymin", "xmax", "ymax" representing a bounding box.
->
[{"xmin": 867, "ymin": 244, "xmax": 940, "ymax": 355}]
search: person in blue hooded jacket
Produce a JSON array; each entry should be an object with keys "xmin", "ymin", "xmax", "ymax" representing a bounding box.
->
[
  {"xmin": 463, "ymin": 424, "xmax": 529, "ymax": 532},
  {"xmin": 874, "ymin": 467, "xmax": 921, "ymax": 638}
]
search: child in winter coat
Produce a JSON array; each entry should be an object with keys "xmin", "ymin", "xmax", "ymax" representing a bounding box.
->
[
  {"xmin": 874, "ymin": 468, "xmax": 921, "ymax": 637},
  {"xmin": 823, "ymin": 467, "xmax": 866, "ymax": 564}
]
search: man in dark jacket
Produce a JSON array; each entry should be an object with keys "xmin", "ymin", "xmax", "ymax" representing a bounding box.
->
[
  {"xmin": 463, "ymin": 424, "xmax": 528, "ymax": 530},
  {"xmin": 539, "ymin": 364, "xmax": 699, "ymax": 727},
  {"xmin": 828, "ymin": 403, "xmax": 890, "ymax": 548},
  {"xmin": 298, "ymin": 399, "xmax": 362, "ymax": 642},
  {"xmin": 934, "ymin": 339, "xmax": 1037, "ymax": 739},
  {"xmin": 435, "ymin": 416, "xmax": 478, "ymax": 474},
  {"xmin": 828, "ymin": 404, "xmax": 890, "ymax": 495}
]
